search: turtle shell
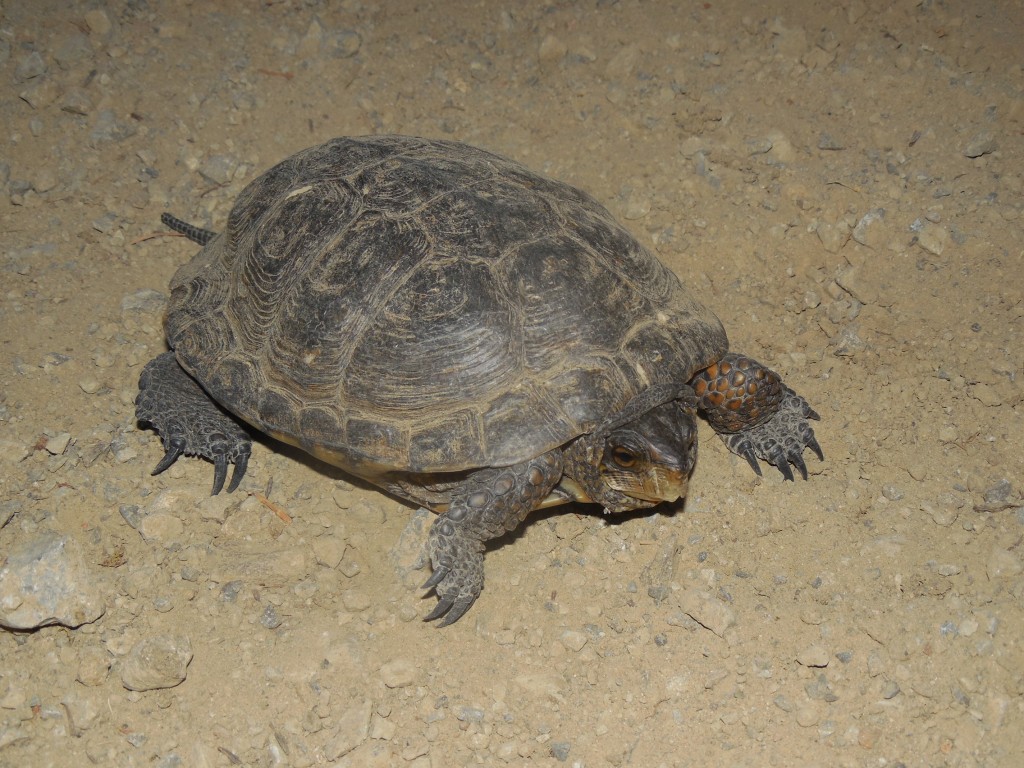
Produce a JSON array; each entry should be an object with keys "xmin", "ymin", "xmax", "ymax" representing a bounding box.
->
[{"xmin": 165, "ymin": 136, "xmax": 728, "ymax": 477}]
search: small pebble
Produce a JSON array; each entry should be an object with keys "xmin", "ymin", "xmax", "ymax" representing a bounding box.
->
[
  {"xmin": 795, "ymin": 706, "xmax": 819, "ymax": 727},
  {"xmin": 120, "ymin": 634, "xmax": 193, "ymax": 691},
  {"xmin": 882, "ymin": 680, "xmax": 901, "ymax": 699},
  {"xmin": 84, "ymin": 8, "xmax": 112, "ymax": 36},
  {"xmin": 260, "ymin": 605, "xmax": 282, "ymax": 629},
  {"xmin": 311, "ymin": 533, "xmax": 347, "ymax": 569},
  {"xmin": 963, "ymin": 133, "xmax": 997, "ymax": 158},
  {"xmin": 986, "ymin": 548, "xmax": 1022, "ymax": 579},
  {"xmin": 817, "ymin": 132, "xmax": 844, "ymax": 150},
  {"xmin": 456, "ymin": 706, "xmax": 485, "ymax": 723},
  {"xmin": 881, "ymin": 485, "xmax": 904, "ymax": 501},
  {"xmin": 676, "ymin": 589, "xmax": 736, "ymax": 638},
  {"xmin": 983, "ymin": 479, "xmax": 1013, "ymax": 504},
  {"xmin": 773, "ymin": 694, "xmax": 793, "ymax": 712},
  {"xmin": 560, "ymin": 630, "xmax": 588, "ymax": 652},
  {"xmin": 550, "ymin": 741, "xmax": 571, "ymax": 762},
  {"xmin": 380, "ymin": 659, "xmax": 417, "ymax": 689},
  {"xmin": 76, "ymin": 647, "xmax": 112, "ymax": 686},
  {"xmin": 797, "ymin": 644, "xmax": 830, "ymax": 667},
  {"xmin": 851, "ymin": 208, "xmax": 886, "ymax": 249},
  {"xmin": 538, "ymin": 34, "xmax": 567, "ymax": 64},
  {"xmin": 324, "ymin": 700, "xmax": 372, "ymax": 761},
  {"xmin": 43, "ymin": 432, "xmax": 71, "ymax": 455},
  {"xmin": 326, "ymin": 29, "xmax": 362, "ymax": 58},
  {"xmin": 220, "ymin": 580, "xmax": 244, "ymax": 602}
]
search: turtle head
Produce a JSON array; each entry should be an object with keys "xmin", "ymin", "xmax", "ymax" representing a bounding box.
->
[{"xmin": 598, "ymin": 400, "xmax": 697, "ymax": 508}]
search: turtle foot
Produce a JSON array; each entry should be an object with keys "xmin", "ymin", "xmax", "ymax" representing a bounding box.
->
[
  {"xmin": 719, "ymin": 386, "xmax": 822, "ymax": 481},
  {"xmin": 136, "ymin": 352, "xmax": 252, "ymax": 494},
  {"xmin": 423, "ymin": 516, "xmax": 485, "ymax": 627}
]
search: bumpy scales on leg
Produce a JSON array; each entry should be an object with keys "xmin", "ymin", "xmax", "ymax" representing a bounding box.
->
[
  {"xmin": 691, "ymin": 353, "xmax": 823, "ymax": 481},
  {"xmin": 136, "ymin": 352, "xmax": 252, "ymax": 495},
  {"xmin": 423, "ymin": 452, "xmax": 563, "ymax": 626}
]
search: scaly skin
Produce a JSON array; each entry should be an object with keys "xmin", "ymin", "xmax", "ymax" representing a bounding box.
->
[
  {"xmin": 691, "ymin": 352, "xmax": 822, "ymax": 480},
  {"xmin": 422, "ymin": 452, "xmax": 563, "ymax": 626},
  {"xmin": 161, "ymin": 212, "xmax": 216, "ymax": 246},
  {"xmin": 135, "ymin": 352, "xmax": 252, "ymax": 495}
]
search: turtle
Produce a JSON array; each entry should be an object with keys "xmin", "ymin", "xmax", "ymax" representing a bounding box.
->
[{"xmin": 136, "ymin": 135, "xmax": 823, "ymax": 626}]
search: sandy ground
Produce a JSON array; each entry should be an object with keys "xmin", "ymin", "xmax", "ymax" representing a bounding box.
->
[{"xmin": 1, "ymin": 1, "xmax": 1022, "ymax": 766}]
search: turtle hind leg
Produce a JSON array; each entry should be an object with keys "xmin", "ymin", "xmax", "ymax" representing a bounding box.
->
[
  {"xmin": 691, "ymin": 353, "xmax": 822, "ymax": 481},
  {"xmin": 135, "ymin": 351, "xmax": 252, "ymax": 494},
  {"xmin": 423, "ymin": 452, "xmax": 562, "ymax": 626}
]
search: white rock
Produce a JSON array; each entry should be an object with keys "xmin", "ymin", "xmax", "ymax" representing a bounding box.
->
[
  {"xmin": 324, "ymin": 700, "xmax": 372, "ymax": 760},
  {"xmin": 675, "ymin": 589, "xmax": 736, "ymax": 638},
  {"xmin": 796, "ymin": 644, "xmax": 830, "ymax": 667},
  {"xmin": 0, "ymin": 532, "xmax": 105, "ymax": 629},
  {"xmin": 380, "ymin": 658, "xmax": 417, "ymax": 688}
]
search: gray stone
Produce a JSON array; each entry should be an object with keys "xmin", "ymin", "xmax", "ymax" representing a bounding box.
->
[
  {"xmin": 326, "ymin": 29, "xmax": 362, "ymax": 58},
  {"xmin": 963, "ymin": 133, "xmax": 997, "ymax": 158},
  {"xmin": 550, "ymin": 741, "xmax": 571, "ymax": 761},
  {"xmin": 89, "ymin": 109, "xmax": 138, "ymax": 146},
  {"xmin": 0, "ymin": 532, "xmax": 105, "ymax": 630},
  {"xmin": 851, "ymin": 208, "xmax": 886, "ymax": 249},
  {"xmin": 14, "ymin": 51, "xmax": 46, "ymax": 82},
  {"xmin": 0, "ymin": 500, "xmax": 19, "ymax": 529}
]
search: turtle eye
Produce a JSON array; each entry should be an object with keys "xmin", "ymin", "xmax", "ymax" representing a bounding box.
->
[{"xmin": 610, "ymin": 447, "xmax": 637, "ymax": 469}]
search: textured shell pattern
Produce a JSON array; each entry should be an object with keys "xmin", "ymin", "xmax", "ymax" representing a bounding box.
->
[{"xmin": 165, "ymin": 136, "xmax": 727, "ymax": 475}]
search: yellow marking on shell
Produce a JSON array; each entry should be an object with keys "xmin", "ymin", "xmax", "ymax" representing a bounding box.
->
[{"xmin": 285, "ymin": 184, "xmax": 314, "ymax": 199}]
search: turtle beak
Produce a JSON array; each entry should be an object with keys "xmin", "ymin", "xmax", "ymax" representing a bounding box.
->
[{"xmin": 631, "ymin": 465, "xmax": 690, "ymax": 503}]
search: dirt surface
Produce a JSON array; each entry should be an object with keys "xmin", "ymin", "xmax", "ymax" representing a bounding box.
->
[{"xmin": 2, "ymin": 1, "xmax": 1023, "ymax": 765}]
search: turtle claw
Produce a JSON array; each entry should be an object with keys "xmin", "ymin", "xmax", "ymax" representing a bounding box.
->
[
  {"xmin": 770, "ymin": 447, "xmax": 795, "ymax": 482},
  {"xmin": 718, "ymin": 386, "xmax": 822, "ymax": 481},
  {"xmin": 212, "ymin": 454, "xmax": 229, "ymax": 496},
  {"xmin": 422, "ymin": 566, "xmax": 480, "ymax": 626},
  {"xmin": 226, "ymin": 450, "xmax": 249, "ymax": 493},
  {"xmin": 152, "ymin": 438, "xmax": 186, "ymax": 476},
  {"xmin": 423, "ymin": 597, "xmax": 453, "ymax": 623},
  {"xmin": 739, "ymin": 445, "xmax": 762, "ymax": 477},
  {"xmin": 807, "ymin": 434, "xmax": 825, "ymax": 462},
  {"xmin": 423, "ymin": 593, "xmax": 477, "ymax": 627},
  {"xmin": 791, "ymin": 453, "xmax": 809, "ymax": 482},
  {"xmin": 422, "ymin": 566, "xmax": 448, "ymax": 590}
]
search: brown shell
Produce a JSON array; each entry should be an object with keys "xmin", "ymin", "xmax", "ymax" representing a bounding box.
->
[{"xmin": 165, "ymin": 136, "xmax": 727, "ymax": 475}]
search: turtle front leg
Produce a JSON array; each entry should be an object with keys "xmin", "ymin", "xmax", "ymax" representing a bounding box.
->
[
  {"xmin": 690, "ymin": 353, "xmax": 823, "ymax": 481},
  {"xmin": 423, "ymin": 452, "xmax": 562, "ymax": 626},
  {"xmin": 136, "ymin": 351, "xmax": 252, "ymax": 495}
]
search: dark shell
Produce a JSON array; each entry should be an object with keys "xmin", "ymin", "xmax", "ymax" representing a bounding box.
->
[{"xmin": 165, "ymin": 136, "xmax": 727, "ymax": 474}]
